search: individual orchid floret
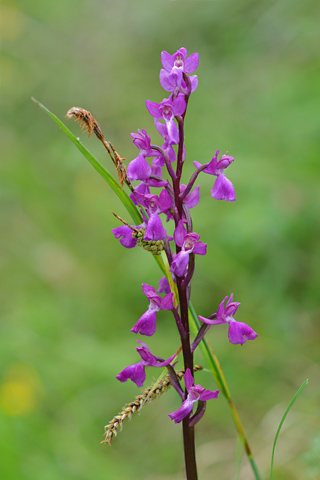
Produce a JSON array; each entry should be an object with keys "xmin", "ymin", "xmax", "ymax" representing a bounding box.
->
[
  {"xmin": 146, "ymin": 95, "xmax": 186, "ymax": 145},
  {"xmin": 135, "ymin": 189, "xmax": 172, "ymax": 241},
  {"xmin": 168, "ymin": 368, "xmax": 219, "ymax": 424},
  {"xmin": 161, "ymin": 48, "xmax": 199, "ymax": 75},
  {"xmin": 160, "ymin": 48, "xmax": 199, "ymax": 94},
  {"xmin": 130, "ymin": 129, "xmax": 154, "ymax": 156},
  {"xmin": 199, "ymin": 294, "xmax": 258, "ymax": 345},
  {"xmin": 116, "ymin": 340, "xmax": 175, "ymax": 388},
  {"xmin": 194, "ymin": 150, "xmax": 236, "ymax": 202},
  {"xmin": 170, "ymin": 221, "xmax": 207, "ymax": 277},
  {"xmin": 131, "ymin": 283, "xmax": 174, "ymax": 336},
  {"xmin": 127, "ymin": 129, "xmax": 159, "ymax": 182}
]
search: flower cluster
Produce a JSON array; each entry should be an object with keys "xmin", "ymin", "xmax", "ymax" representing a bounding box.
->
[{"xmin": 113, "ymin": 48, "xmax": 257, "ymax": 426}]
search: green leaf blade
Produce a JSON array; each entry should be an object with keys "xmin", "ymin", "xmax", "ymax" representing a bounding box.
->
[{"xmin": 32, "ymin": 98, "xmax": 142, "ymax": 226}]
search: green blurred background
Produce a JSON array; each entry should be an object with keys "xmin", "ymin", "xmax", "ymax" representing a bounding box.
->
[{"xmin": 1, "ymin": 1, "xmax": 319, "ymax": 479}]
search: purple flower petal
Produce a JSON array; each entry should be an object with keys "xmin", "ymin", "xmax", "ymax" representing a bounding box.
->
[
  {"xmin": 173, "ymin": 220, "xmax": 187, "ymax": 247},
  {"xmin": 154, "ymin": 118, "xmax": 168, "ymax": 138},
  {"xmin": 159, "ymin": 69, "xmax": 177, "ymax": 92},
  {"xmin": 116, "ymin": 362, "xmax": 146, "ymax": 388},
  {"xmin": 199, "ymin": 389, "xmax": 219, "ymax": 401},
  {"xmin": 130, "ymin": 129, "xmax": 153, "ymax": 156},
  {"xmin": 184, "ymin": 368, "xmax": 194, "ymax": 391},
  {"xmin": 170, "ymin": 250, "xmax": 190, "ymax": 277},
  {"xmin": 130, "ymin": 183, "xmax": 150, "ymax": 205},
  {"xmin": 145, "ymin": 100, "xmax": 162, "ymax": 118},
  {"xmin": 142, "ymin": 283, "xmax": 156, "ymax": 297},
  {"xmin": 136, "ymin": 341, "xmax": 157, "ymax": 365},
  {"xmin": 112, "ymin": 225, "xmax": 137, "ymax": 249},
  {"xmin": 156, "ymin": 353, "xmax": 176, "ymax": 368},
  {"xmin": 160, "ymin": 292, "xmax": 174, "ymax": 311},
  {"xmin": 228, "ymin": 320, "xmax": 258, "ymax": 345},
  {"xmin": 181, "ymin": 184, "xmax": 200, "ymax": 209},
  {"xmin": 127, "ymin": 154, "xmax": 152, "ymax": 181},
  {"xmin": 161, "ymin": 50, "xmax": 174, "ymax": 71},
  {"xmin": 166, "ymin": 118, "xmax": 179, "ymax": 144},
  {"xmin": 184, "ymin": 53, "xmax": 199, "ymax": 73},
  {"xmin": 158, "ymin": 188, "xmax": 172, "ymax": 211},
  {"xmin": 189, "ymin": 75, "xmax": 198, "ymax": 92},
  {"xmin": 131, "ymin": 310, "xmax": 157, "ymax": 336},
  {"xmin": 171, "ymin": 95, "xmax": 186, "ymax": 116},
  {"xmin": 211, "ymin": 175, "xmax": 236, "ymax": 202},
  {"xmin": 192, "ymin": 241, "xmax": 207, "ymax": 256},
  {"xmin": 144, "ymin": 213, "xmax": 167, "ymax": 241},
  {"xmin": 217, "ymin": 296, "xmax": 228, "ymax": 318},
  {"xmin": 157, "ymin": 276, "xmax": 171, "ymax": 294},
  {"xmin": 168, "ymin": 399, "xmax": 194, "ymax": 424}
]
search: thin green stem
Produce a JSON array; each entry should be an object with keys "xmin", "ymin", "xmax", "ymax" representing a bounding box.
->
[{"xmin": 270, "ymin": 379, "xmax": 308, "ymax": 480}]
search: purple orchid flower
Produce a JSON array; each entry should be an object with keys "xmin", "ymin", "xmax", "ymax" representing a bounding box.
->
[
  {"xmin": 135, "ymin": 189, "xmax": 172, "ymax": 241},
  {"xmin": 128, "ymin": 129, "xmax": 170, "ymax": 186},
  {"xmin": 160, "ymin": 48, "xmax": 199, "ymax": 94},
  {"xmin": 170, "ymin": 221, "xmax": 207, "ymax": 277},
  {"xmin": 130, "ymin": 129, "xmax": 154, "ymax": 156},
  {"xmin": 194, "ymin": 150, "xmax": 236, "ymax": 202},
  {"xmin": 116, "ymin": 340, "xmax": 175, "ymax": 388},
  {"xmin": 131, "ymin": 283, "xmax": 174, "ymax": 336},
  {"xmin": 161, "ymin": 48, "xmax": 199, "ymax": 75},
  {"xmin": 168, "ymin": 368, "xmax": 219, "ymax": 424},
  {"xmin": 127, "ymin": 129, "xmax": 159, "ymax": 182},
  {"xmin": 199, "ymin": 294, "xmax": 258, "ymax": 345},
  {"xmin": 145, "ymin": 94, "xmax": 186, "ymax": 145}
]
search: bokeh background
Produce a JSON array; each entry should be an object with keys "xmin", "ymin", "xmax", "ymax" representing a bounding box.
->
[{"xmin": 1, "ymin": 1, "xmax": 320, "ymax": 479}]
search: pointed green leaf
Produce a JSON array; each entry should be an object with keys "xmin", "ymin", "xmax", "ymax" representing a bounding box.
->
[{"xmin": 32, "ymin": 98, "xmax": 142, "ymax": 226}]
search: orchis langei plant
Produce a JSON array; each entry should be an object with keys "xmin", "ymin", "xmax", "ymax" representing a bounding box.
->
[
  {"xmin": 108, "ymin": 48, "xmax": 257, "ymax": 478},
  {"xmin": 33, "ymin": 48, "xmax": 266, "ymax": 480}
]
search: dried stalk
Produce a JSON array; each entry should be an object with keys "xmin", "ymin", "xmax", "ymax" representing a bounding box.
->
[{"xmin": 66, "ymin": 107, "xmax": 134, "ymax": 191}]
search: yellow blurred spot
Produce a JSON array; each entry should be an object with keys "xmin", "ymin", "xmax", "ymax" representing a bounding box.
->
[
  {"xmin": 0, "ymin": 364, "xmax": 43, "ymax": 416},
  {"xmin": 0, "ymin": 3, "xmax": 24, "ymax": 40}
]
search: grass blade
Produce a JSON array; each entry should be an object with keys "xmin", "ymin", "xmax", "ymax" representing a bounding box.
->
[
  {"xmin": 32, "ymin": 98, "xmax": 142, "ymax": 226},
  {"xmin": 270, "ymin": 379, "xmax": 308, "ymax": 479}
]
